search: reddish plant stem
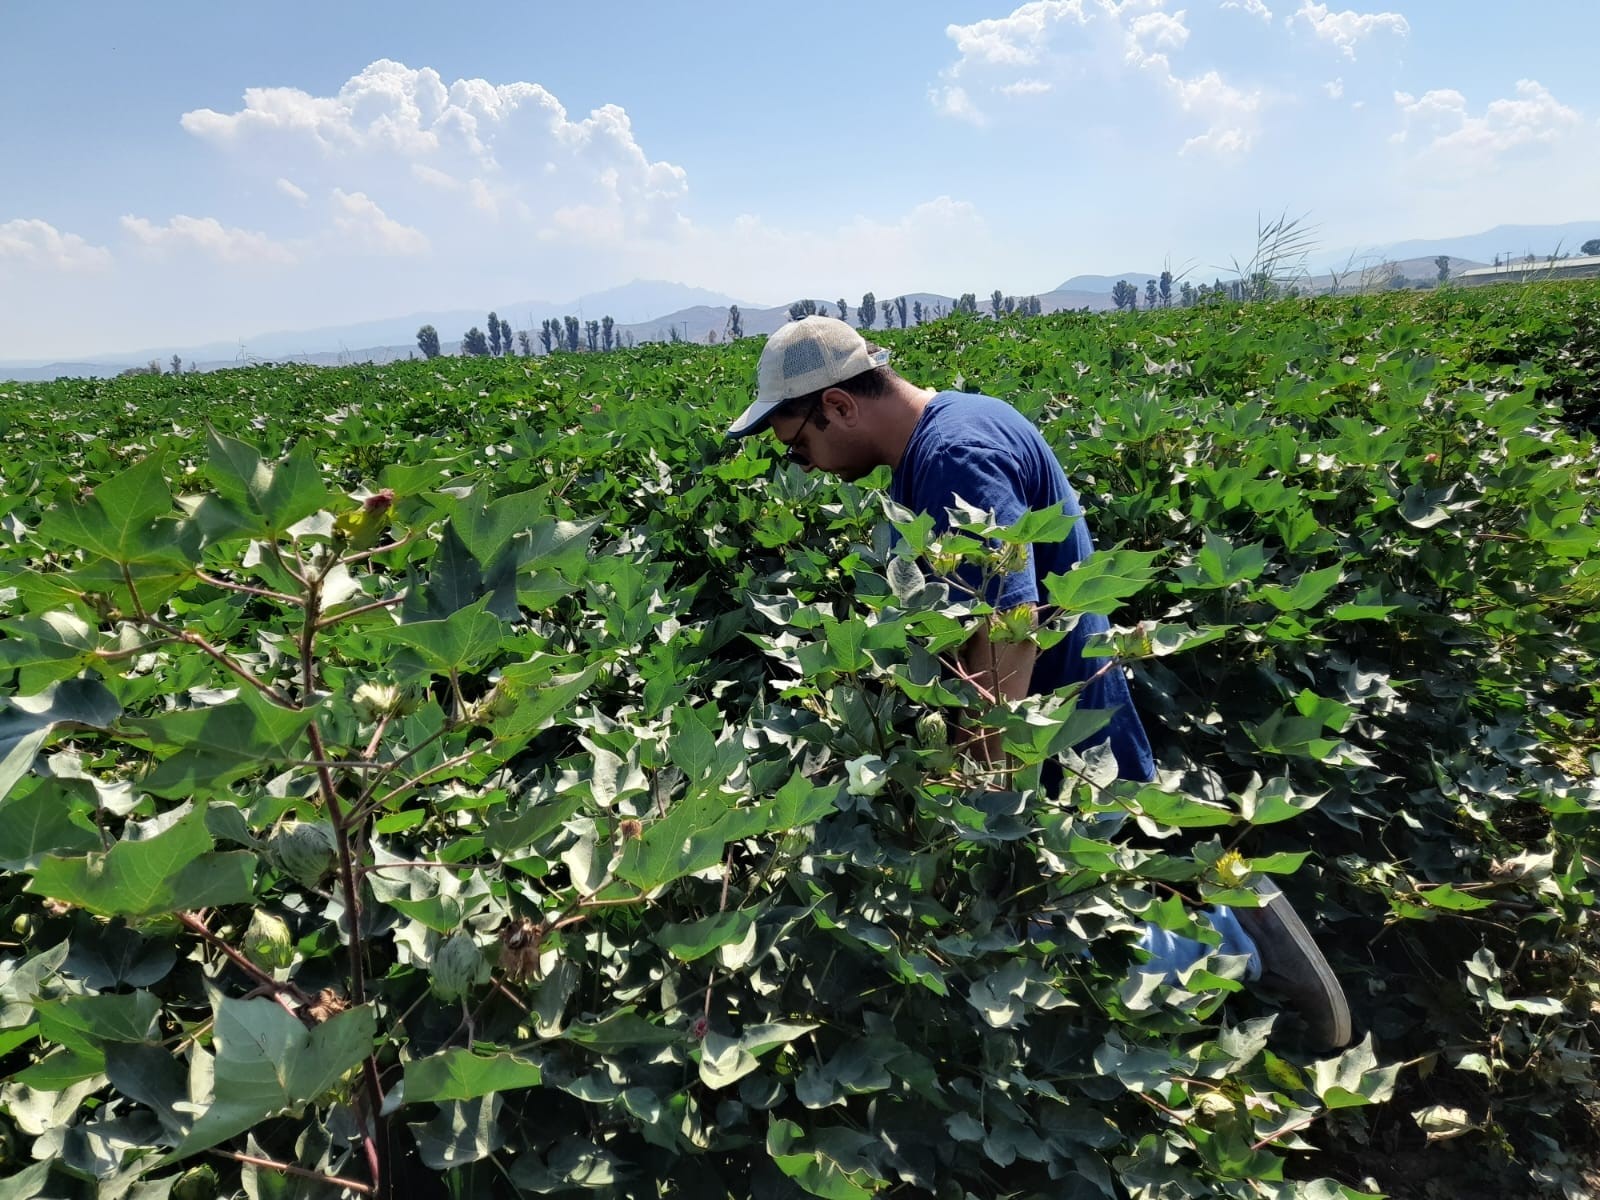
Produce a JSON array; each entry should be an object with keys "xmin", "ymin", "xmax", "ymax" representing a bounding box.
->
[
  {"xmin": 208, "ymin": 1148, "xmax": 376, "ymax": 1196},
  {"xmin": 359, "ymin": 748, "xmax": 483, "ymax": 820},
  {"xmin": 338, "ymin": 533, "xmax": 416, "ymax": 568},
  {"xmin": 192, "ymin": 569, "xmax": 305, "ymax": 606},
  {"xmin": 177, "ymin": 911, "xmax": 313, "ymax": 1010},
  {"xmin": 316, "ymin": 593, "xmax": 406, "ymax": 631},
  {"xmin": 302, "ymin": 566, "xmax": 388, "ymax": 1200},
  {"xmin": 362, "ymin": 713, "xmax": 394, "ymax": 762},
  {"xmin": 351, "ymin": 724, "xmax": 458, "ymax": 813},
  {"xmin": 300, "ymin": 584, "xmax": 322, "ymax": 701},
  {"xmin": 115, "ymin": 561, "xmax": 296, "ymax": 707},
  {"xmin": 151, "ymin": 622, "xmax": 297, "ymax": 708}
]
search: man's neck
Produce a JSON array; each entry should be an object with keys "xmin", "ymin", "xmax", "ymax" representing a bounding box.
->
[{"xmin": 880, "ymin": 380, "xmax": 938, "ymax": 471}]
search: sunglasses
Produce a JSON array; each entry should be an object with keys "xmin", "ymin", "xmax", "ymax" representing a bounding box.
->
[{"xmin": 772, "ymin": 397, "xmax": 828, "ymax": 466}]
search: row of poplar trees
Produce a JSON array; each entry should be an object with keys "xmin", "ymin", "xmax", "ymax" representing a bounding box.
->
[{"xmin": 415, "ymin": 311, "xmax": 631, "ymax": 360}]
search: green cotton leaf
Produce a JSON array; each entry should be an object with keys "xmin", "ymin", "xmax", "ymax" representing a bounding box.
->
[
  {"xmin": 561, "ymin": 1009, "xmax": 682, "ymax": 1054},
  {"xmin": 1234, "ymin": 775, "xmax": 1325, "ymax": 825},
  {"xmin": 765, "ymin": 1117, "xmax": 881, "ymax": 1200},
  {"xmin": 432, "ymin": 487, "xmax": 545, "ymax": 567},
  {"xmin": 372, "ymin": 596, "xmax": 505, "ymax": 674},
  {"xmin": 487, "ymin": 661, "xmax": 599, "ymax": 742},
  {"xmin": 0, "ymin": 1159, "xmax": 54, "ymax": 1199},
  {"xmin": 707, "ymin": 1025, "xmax": 818, "ymax": 1091},
  {"xmin": 37, "ymin": 453, "xmax": 188, "ymax": 566},
  {"xmin": 1128, "ymin": 622, "xmax": 1227, "ymax": 659},
  {"xmin": 521, "ymin": 515, "xmax": 600, "ymax": 575},
  {"xmin": 1412, "ymin": 1104, "xmax": 1479, "ymax": 1143},
  {"xmin": 1190, "ymin": 1111, "xmax": 1285, "ymax": 1182},
  {"xmin": 996, "ymin": 503, "xmax": 1080, "ymax": 546},
  {"xmin": 27, "ymin": 803, "xmax": 255, "ymax": 918},
  {"xmin": 658, "ymin": 911, "xmax": 756, "ymax": 962},
  {"xmin": 885, "ymin": 556, "xmax": 928, "ymax": 604},
  {"xmin": 259, "ymin": 440, "xmax": 335, "ymax": 533},
  {"xmin": 63, "ymin": 922, "xmax": 176, "ymax": 989},
  {"xmin": 767, "ymin": 771, "xmax": 838, "ymax": 831},
  {"xmin": 0, "ymin": 678, "xmax": 122, "ymax": 804},
  {"xmin": 997, "ymin": 701, "xmax": 1110, "ymax": 763},
  {"xmin": 1485, "ymin": 990, "xmax": 1565, "ymax": 1016},
  {"xmin": 1245, "ymin": 693, "xmax": 1370, "ymax": 766},
  {"xmin": 11, "ymin": 1046, "xmax": 105, "ymax": 1090},
  {"xmin": 1, "ymin": 941, "xmax": 69, "ymax": 1011},
  {"xmin": 420, "ymin": 521, "xmax": 484, "ymax": 617},
  {"xmin": 821, "ymin": 617, "xmax": 872, "ymax": 674},
  {"xmin": 666, "ymin": 708, "xmax": 720, "ymax": 783},
  {"xmin": 1293, "ymin": 689, "xmax": 1353, "ymax": 732},
  {"xmin": 1409, "ymin": 883, "xmax": 1494, "ymax": 912},
  {"xmin": 34, "ymin": 990, "xmax": 161, "ymax": 1053},
  {"xmin": 0, "ymin": 726, "xmax": 51, "ymax": 808},
  {"xmin": 613, "ymin": 793, "xmax": 767, "ymax": 891},
  {"xmin": 0, "ymin": 612, "xmax": 98, "ymax": 689},
  {"xmin": 1130, "ymin": 786, "xmax": 1237, "ymax": 829},
  {"xmin": 434, "ymin": 487, "xmax": 596, "ymax": 598},
  {"xmin": 1311, "ymin": 1036, "xmax": 1402, "ymax": 1110},
  {"xmin": 1041, "ymin": 549, "xmax": 1160, "ymax": 616},
  {"xmin": 1251, "ymin": 563, "xmax": 1344, "ymax": 613},
  {"xmin": 403, "ymin": 1049, "xmax": 543, "ymax": 1103},
  {"xmin": 484, "ymin": 788, "xmax": 581, "ymax": 856},
  {"xmin": 127, "ymin": 692, "xmax": 314, "ymax": 798},
  {"xmin": 1247, "ymin": 851, "xmax": 1310, "ymax": 874},
  {"xmin": 198, "ymin": 432, "xmax": 338, "ymax": 543},
  {"xmin": 699, "ymin": 1033, "xmax": 762, "ymax": 1089},
  {"xmin": 203, "ymin": 427, "xmax": 273, "ymax": 507},
  {"xmin": 105, "ymin": 1042, "xmax": 190, "ymax": 1142},
  {"xmin": 1176, "ymin": 530, "xmax": 1270, "ymax": 589},
  {"xmin": 1330, "ymin": 601, "xmax": 1401, "ymax": 622},
  {"xmin": 1398, "ymin": 482, "xmax": 1458, "ymax": 529},
  {"xmin": 172, "ymin": 995, "xmax": 378, "ymax": 1160},
  {"xmin": 408, "ymin": 1096, "xmax": 504, "ymax": 1171},
  {"xmin": 65, "ymin": 555, "xmax": 195, "ymax": 614}
]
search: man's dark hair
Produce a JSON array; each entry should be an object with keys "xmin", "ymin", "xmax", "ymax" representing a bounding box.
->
[{"xmin": 770, "ymin": 359, "xmax": 894, "ymax": 431}]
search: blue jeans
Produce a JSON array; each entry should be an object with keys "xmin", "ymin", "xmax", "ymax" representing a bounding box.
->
[{"xmin": 1138, "ymin": 906, "xmax": 1261, "ymax": 982}]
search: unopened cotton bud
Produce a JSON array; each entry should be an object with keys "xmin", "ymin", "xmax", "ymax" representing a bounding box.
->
[{"xmin": 242, "ymin": 910, "xmax": 295, "ymax": 971}]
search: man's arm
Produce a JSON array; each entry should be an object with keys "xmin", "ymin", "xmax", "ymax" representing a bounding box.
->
[{"xmin": 955, "ymin": 606, "xmax": 1038, "ymax": 765}]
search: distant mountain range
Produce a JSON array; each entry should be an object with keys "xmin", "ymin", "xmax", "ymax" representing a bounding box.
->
[
  {"xmin": 1324, "ymin": 221, "xmax": 1600, "ymax": 271},
  {"xmin": 4, "ymin": 219, "xmax": 1596, "ymax": 381}
]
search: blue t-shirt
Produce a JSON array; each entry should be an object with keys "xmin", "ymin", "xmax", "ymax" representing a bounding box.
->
[{"xmin": 889, "ymin": 391, "xmax": 1155, "ymax": 781}]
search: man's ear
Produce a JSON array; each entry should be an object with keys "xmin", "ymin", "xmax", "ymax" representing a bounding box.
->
[{"xmin": 822, "ymin": 386, "xmax": 859, "ymax": 424}]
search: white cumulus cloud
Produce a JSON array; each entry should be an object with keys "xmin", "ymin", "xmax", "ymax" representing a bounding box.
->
[
  {"xmin": 1294, "ymin": 2, "xmax": 1409, "ymax": 58},
  {"xmin": 120, "ymin": 214, "xmax": 296, "ymax": 265},
  {"xmin": 1393, "ymin": 80, "xmax": 1585, "ymax": 168},
  {"xmin": 331, "ymin": 189, "xmax": 430, "ymax": 256},
  {"xmin": 0, "ymin": 219, "xmax": 112, "ymax": 272},
  {"xmin": 929, "ymin": 84, "xmax": 986, "ymax": 124},
  {"xmin": 1175, "ymin": 71, "xmax": 1264, "ymax": 154},
  {"xmin": 1222, "ymin": 0, "xmax": 1273, "ymax": 20},
  {"xmin": 1126, "ymin": 9, "xmax": 1191, "ymax": 68},
  {"xmin": 180, "ymin": 60, "xmax": 688, "ymax": 245},
  {"xmin": 945, "ymin": 1, "xmax": 1089, "ymax": 69},
  {"xmin": 936, "ymin": 1, "xmax": 1261, "ymax": 156},
  {"xmin": 275, "ymin": 177, "xmax": 309, "ymax": 204}
]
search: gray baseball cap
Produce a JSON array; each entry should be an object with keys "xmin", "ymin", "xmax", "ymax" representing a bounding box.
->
[{"xmin": 727, "ymin": 316, "xmax": 890, "ymax": 438}]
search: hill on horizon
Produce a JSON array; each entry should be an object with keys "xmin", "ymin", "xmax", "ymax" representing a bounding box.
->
[{"xmin": 4, "ymin": 219, "xmax": 1596, "ymax": 381}]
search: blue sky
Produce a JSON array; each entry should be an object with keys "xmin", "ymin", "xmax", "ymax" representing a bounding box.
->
[{"xmin": 2, "ymin": 0, "xmax": 1596, "ymax": 359}]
